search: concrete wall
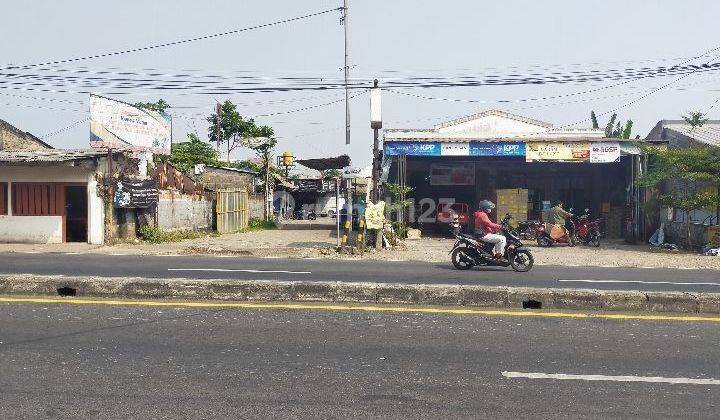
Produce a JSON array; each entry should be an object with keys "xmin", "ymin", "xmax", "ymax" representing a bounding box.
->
[
  {"xmin": 664, "ymin": 221, "xmax": 709, "ymax": 249},
  {"xmin": 0, "ymin": 166, "xmax": 105, "ymax": 244},
  {"xmin": 157, "ymin": 191, "xmax": 214, "ymax": 231},
  {"xmin": 0, "ymin": 216, "xmax": 63, "ymax": 243},
  {"xmin": 249, "ymin": 194, "xmax": 265, "ymax": 220},
  {"xmin": 0, "ymin": 119, "xmax": 51, "ymax": 151}
]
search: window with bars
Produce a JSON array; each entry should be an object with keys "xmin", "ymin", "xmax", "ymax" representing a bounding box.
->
[
  {"xmin": 0, "ymin": 183, "xmax": 7, "ymax": 215},
  {"xmin": 11, "ymin": 183, "xmax": 65, "ymax": 216}
]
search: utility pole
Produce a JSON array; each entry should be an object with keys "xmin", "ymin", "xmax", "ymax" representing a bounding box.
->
[
  {"xmin": 370, "ymin": 79, "xmax": 382, "ymax": 202},
  {"xmin": 343, "ymin": 0, "xmax": 350, "ymax": 145}
]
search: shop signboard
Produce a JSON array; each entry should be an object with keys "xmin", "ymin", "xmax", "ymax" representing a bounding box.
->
[
  {"xmin": 90, "ymin": 94, "xmax": 172, "ymax": 155},
  {"xmin": 525, "ymin": 142, "xmax": 590, "ymax": 162},
  {"xmin": 440, "ymin": 142, "xmax": 470, "ymax": 156},
  {"xmin": 114, "ymin": 179, "xmax": 159, "ymax": 208},
  {"xmin": 383, "ymin": 141, "xmax": 441, "ymax": 156},
  {"xmin": 590, "ymin": 142, "xmax": 621, "ymax": 163},
  {"xmin": 430, "ymin": 163, "xmax": 475, "ymax": 186},
  {"xmin": 469, "ymin": 141, "xmax": 525, "ymax": 157}
]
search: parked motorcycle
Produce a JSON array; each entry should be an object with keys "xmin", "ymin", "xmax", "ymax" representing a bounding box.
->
[
  {"xmin": 517, "ymin": 220, "xmax": 541, "ymax": 240},
  {"xmin": 575, "ymin": 209, "xmax": 602, "ymax": 247},
  {"xmin": 450, "ymin": 214, "xmax": 534, "ymax": 272}
]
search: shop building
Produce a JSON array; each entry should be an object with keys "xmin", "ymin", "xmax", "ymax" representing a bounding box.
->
[
  {"xmin": 0, "ymin": 150, "xmax": 108, "ymax": 244},
  {"xmin": 383, "ymin": 110, "xmax": 642, "ymax": 238}
]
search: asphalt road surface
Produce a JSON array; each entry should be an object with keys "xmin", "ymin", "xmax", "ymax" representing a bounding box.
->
[
  {"xmin": 1, "ymin": 252, "xmax": 719, "ymax": 293},
  {"xmin": 1, "ymin": 298, "xmax": 719, "ymax": 419}
]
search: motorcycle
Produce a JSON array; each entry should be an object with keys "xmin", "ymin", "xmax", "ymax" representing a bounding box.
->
[
  {"xmin": 535, "ymin": 209, "xmax": 577, "ymax": 247},
  {"xmin": 450, "ymin": 214, "xmax": 534, "ymax": 272},
  {"xmin": 517, "ymin": 220, "xmax": 541, "ymax": 240},
  {"xmin": 575, "ymin": 209, "xmax": 602, "ymax": 247}
]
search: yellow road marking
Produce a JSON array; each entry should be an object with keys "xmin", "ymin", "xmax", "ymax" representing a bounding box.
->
[{"xmin": 1, "ymin": 296, "xmax": 719, "ymax": 322}]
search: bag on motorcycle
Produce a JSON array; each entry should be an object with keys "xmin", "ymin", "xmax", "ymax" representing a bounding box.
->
[{"xmin": 550, "ymin": 224, "xmax": 567, "ymax": 240}]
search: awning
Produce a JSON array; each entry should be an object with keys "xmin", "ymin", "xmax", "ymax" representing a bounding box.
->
[{"xmin": 296, "ymin": 155, "xmax": 350, "ymax": 171}]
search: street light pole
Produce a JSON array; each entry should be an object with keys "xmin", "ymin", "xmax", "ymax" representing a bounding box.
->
[{"xmin": 343, "ymin": 0, "xmax": 350, "ymax": 145}]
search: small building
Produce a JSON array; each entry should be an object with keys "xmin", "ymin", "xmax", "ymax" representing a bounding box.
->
[
  {"xmin": 0, "ymin": 149, "xmax": 108, "ymax": 244},
  {"xmin": 0, "ymin": 118, "xmax": 53, "ymax": 151},
  {"xmin": 383, "ymin": 110, "xmax": 642, "ymax": 238}
]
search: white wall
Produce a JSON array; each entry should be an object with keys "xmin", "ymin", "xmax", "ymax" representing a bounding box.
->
[
  {"xmin": 0, "ymin": 165, "xmax": 105, "ymax": 244},
  {"xmin": 0, "ymin": 216, "xmax": 63, "ymax": 243}
]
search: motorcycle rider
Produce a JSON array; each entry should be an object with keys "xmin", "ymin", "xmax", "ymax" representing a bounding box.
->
[
  {"xmin": 547, "ymin": 200, "xmax": 573, "ymax": 240},
  {"xmin": 474, "ymin": 200, "xmax": 506, "ymax": 260}
]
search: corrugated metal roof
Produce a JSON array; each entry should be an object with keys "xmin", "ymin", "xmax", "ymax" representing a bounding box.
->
[
  {"xmin": 663, "ymin": 122, "xmax": 720, "ymax": 147},
  {"xmin": 0, "ymin": 149, "xmax": 108, "ymax": 163}
]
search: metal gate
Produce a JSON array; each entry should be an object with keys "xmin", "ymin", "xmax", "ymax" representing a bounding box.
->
[{"xmin": 216, "ymin": 188, "xmax": 249, "ymax": 233}]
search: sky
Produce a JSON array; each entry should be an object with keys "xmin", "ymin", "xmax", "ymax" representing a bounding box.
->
[{"xmin": 2, "ymin": 0, "xmax": 720, "ymax": 167}]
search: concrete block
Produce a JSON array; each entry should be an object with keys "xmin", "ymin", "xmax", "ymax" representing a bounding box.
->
[
  {"xmin": 334, "ymin": 282, "xmax": 378, "ymax": 303},
  {"xmin": 598, "ymin": 290, "xmax": 650, "ymax": 312},
  {"xmin": 696, "ymin": 294, "xmax": 720, "ymax": 314},
  {"xmin": 292, "ymin": 282, "xmax": 336, "ymax": 302},
  {"xmin": 421, "ymin": 285, "xmax": 463, "ymax": 306},
  {"xmin": 506, "ymin": 287, "xmax": 554, "ymax": 309},
  {"xmin": 645, "ymin": 292, "xmax": 699, "ymax": 313},
  {"xmin": 236, "ymin": 281, "xmax": 294, "ymax": 301},
  {"xmin": 461, "ymin": 286, "xmax": 508, "ymax": 307},
  {"xmin": 552, "ymin": 289, "xmax": 603, "ymax": 310},
  {"xmin": 376, "ymin": 284, "xmax": 424, "ymax": 304}
]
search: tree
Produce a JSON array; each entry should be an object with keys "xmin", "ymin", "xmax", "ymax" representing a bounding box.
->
[
  {"xmin": 167, "ymin": 133, "xmax": 219, "ymax": 172},
  {"xmin": 683, "ymin": 111, "xmax": 709, "ymax": 129},
  {"xmin": 134, "ymin": 99, "xmax": 170, "ymax": 114},
  {"xmin": 321, "ymin": 169, "xmax": 342, "ymax": 179},
  {"xmin": 207, "ymin": 100, "xmax": 271, "ymax": 162},
  {"xmin": 246, "ymin": 135, "xmax": 277, "ymax": 221},
  {"xmin": 638, "ymin": 146, "xmax": 720, "ymax": 248},
  {"xmin": 591, "ymin": 110, "xmax": 633, "ymax": 139}
]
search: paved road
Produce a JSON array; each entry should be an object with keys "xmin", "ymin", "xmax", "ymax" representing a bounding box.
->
[
  {"xmin": 1, "ymin": 252, "xmax": 719, "ymax": 293},
  {"xmin": 1, "ymin": 298, "xmax": 719, "ymax": 418}
]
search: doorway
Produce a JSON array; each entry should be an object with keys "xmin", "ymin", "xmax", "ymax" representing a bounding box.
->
[{"xmin": 65, "ymin": 186, "xmax": 88, "ymax": 242}]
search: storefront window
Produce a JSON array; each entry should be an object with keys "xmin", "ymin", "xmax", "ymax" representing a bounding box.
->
[{"xmin": 0, "ymin": 183, "xmax": 7, "ymax": 215}]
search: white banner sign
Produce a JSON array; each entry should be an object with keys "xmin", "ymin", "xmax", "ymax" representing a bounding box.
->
[
  {"xmin": 590, "ymin": 142, "xmax": 621, "ymax": 163},
  {"xmin": 441, "ymin": 142, "xmax": 470, "ymax": 156},
  {"xmin": 90, "ymin": 94, "xmax": 172, "ymax": 155}
]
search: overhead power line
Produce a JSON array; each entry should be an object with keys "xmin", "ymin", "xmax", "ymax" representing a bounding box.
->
[
  {"xmin": 1, "ymin": 7, "xmax": 342, "ymax": 71},
  {"xmin": 40, "ymin": 117, "xmax": 89, "ymax": 139}
]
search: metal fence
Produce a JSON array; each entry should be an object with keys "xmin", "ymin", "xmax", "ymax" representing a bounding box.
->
[{"xmin": 216, "ymin": 188, "xmax": 249, "ymax": 233}]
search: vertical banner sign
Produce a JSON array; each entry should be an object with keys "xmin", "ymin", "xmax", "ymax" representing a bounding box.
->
[
  {"xmin": 526, "ymin": 142, "xmax": 590, "ymax": 162},
  {"xmin": 430, "ymin": 163, "xmax": 475, "ymax": 185},
  {"xmin": 590, "ymin": 142, "xmax": 621, "ymax": 163},
  {"xmin": 90, "ymin": 94, "xmax": 172, "ymax": 155}
]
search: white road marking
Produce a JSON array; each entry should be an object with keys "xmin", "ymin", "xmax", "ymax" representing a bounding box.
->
[
  {"xmin": 109, "ymin": 253, "xmax": 128, "ymax": 256},
  {"xmin": 558, "ymin": 279, "xmax": 720, "ymax": 287},
  {"xmin": 64, "ymin": 252, "xmax": 81, "ymax": 255},
  {"xmin": 19, "ymin": 251, "xmax": 42, "ymax": 254},
  {"xmin": 167, "ymin": 268, "xmax": 311, "ymax": 274},
  {"xmin": 502, "ymin": 371, "xmax": 720, "ymax": 385}
]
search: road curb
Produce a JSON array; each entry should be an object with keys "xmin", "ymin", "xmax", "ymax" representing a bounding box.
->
[{"xmin": 1, "ymin": 274, "xmax": 719, "ymax": 314}]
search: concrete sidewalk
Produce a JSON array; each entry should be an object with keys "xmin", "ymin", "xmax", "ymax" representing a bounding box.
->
[{"xmin": 2, "ymin": 274, "xmax": 720, "ymax": 315}]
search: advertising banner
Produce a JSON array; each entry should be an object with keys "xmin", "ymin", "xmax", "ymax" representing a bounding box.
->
[
  {"xmin": 383, "ymin": 141, "xmax": 441, "ymax": 156},
  {"xmin": 430, "ymin": 163, "xmax": 475, "ymax": 185},
  {"xmin": 440, "ymin": 142, "xmax": 470, "ymax": 156},
  {"xmin": 525, "ymin": 142, "xmax": 590, "ymax": 162},
  {"xmin": 90, "ymin": 94, "xmax": 172, "ymax": 155},
  {"xmin": 469, "ymin": 141, "xmax": 525, "ymax": 157},
  {"xmin": 114, "ymin": 179, "xmax": 159, "ymax": 208},
  {"xmin": 365, "ymin": 201, "xmax": 386, "ymax": 229},
  {"xmin": 590, "ymin": 142, "xmax": 621, "ymax": 163}
]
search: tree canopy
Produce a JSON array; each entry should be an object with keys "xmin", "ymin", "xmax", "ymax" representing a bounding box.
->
[
  {"xmin": 167, "ymin": 133, "xmax": 220, "ymax": 172},
  {"xmin": 134, "ymin": 99, "xmax": 171, "ymax": 114},
  {"xmin": 207, "ymin": 100, "xmax": 275, "ymax": 161},
  {"xmin": 589, "ymin": 111, "xmax": 633, "ymax": 139}
]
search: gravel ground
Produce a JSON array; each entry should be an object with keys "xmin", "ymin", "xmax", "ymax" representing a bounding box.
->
[{"xmin": 2, "ymin": 227, "xmax": 718, "ymax": 270}]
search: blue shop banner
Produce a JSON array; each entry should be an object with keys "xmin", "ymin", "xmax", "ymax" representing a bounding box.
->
[
  {"xmin": 469, "ymin": 141, "xmax": 525, "ymax": 157},
  {"xmin": 384, "ymin": 141, "xmax": 441, "ymax": 156}
]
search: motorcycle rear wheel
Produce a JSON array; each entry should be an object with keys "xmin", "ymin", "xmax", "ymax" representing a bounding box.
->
[
  {"xmin": 451, "ymin": 247, "xmax": 474, "ymax": 270},
  {"xmin": 537, "ymin": 236, "xmax": 552, "ymax": 247},
  {"xmin": 591, "ymin": 233, "xmax": 601, "ymax": 247},
  {"xmin": 509, "ymin": 250, "xmax": 534, "ymax": 272}
]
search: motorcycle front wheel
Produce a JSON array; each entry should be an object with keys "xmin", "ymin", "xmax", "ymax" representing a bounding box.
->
[
  {"xmin": 451, "ymin": 247, "xmax": 474, "ymax": 270},
  {"xmin": 509, "ymin": 250, "xmax": 534, "ymax": 272},
  {"xmin": 536, "ymin": 235, "xmax": 552, "ymax": 247},
  {"xmin": 591, "ymin": 232, "xmax": 601, "ymax": 247}
]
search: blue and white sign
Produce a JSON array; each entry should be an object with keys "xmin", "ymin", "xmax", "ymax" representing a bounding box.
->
[
  {"xmin": 469, "ymin": 141, "xmax": 525, "ymax": 157},
  {"xmin": 384, "ymin": 141, "xmax": 441, "ymax": 156}
]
